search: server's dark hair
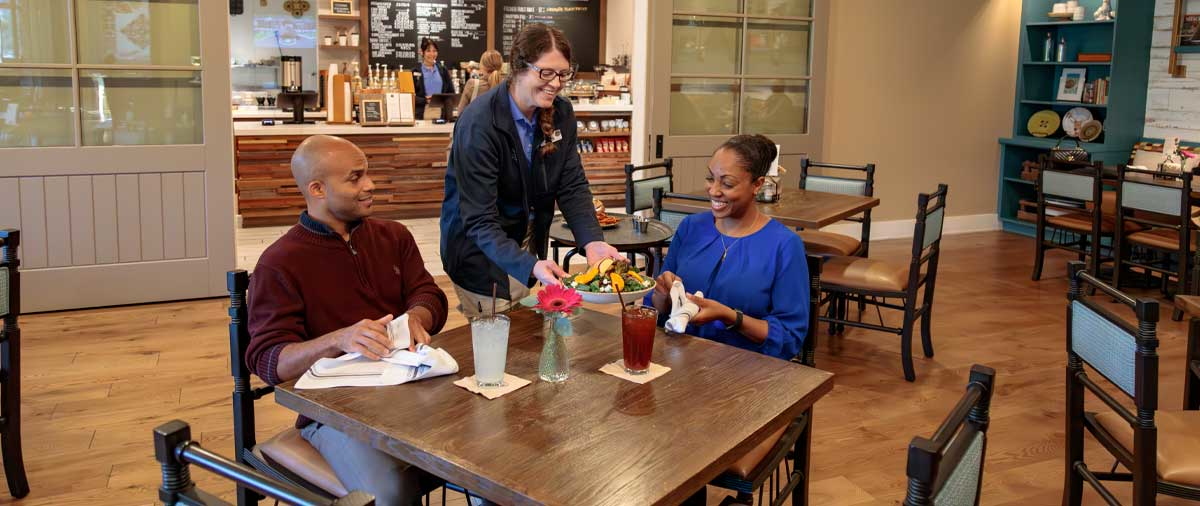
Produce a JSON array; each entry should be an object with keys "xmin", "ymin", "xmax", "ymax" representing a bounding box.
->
[
  {"xmin": 508, "ymin": 23, "xmax": 573, "ymax": 157},
  {"xmin": 420, "ymin": 38, "xmax": 439, "ymax": 54},
  {"xmin": 716, "ymin": 134, "xmax": 777, "ymax": 180}
]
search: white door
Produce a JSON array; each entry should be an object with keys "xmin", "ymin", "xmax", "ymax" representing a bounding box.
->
[
  {"xmin": 644, "ymin": 0, "xmax": 828, "ymax": 191},
  {"xmin": 0, "ymin": 0, "xmax": 234, "ymax": 312}
]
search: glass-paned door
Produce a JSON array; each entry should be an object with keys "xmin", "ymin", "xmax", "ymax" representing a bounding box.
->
[
  {"xmin": 0, "ymin": 0, "xmax": 234, "ymax": 312},
  {"xmin": 647, "ymin": 0, "xmax": 827, "ymax": 192}
]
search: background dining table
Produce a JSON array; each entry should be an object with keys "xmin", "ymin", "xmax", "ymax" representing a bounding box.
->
[
  {"xmin": 275, "ymin": 308, "xmax": 834, "ymax": 506},
  {"xmin": 660, "ymin": 189, "xmax": 881, "ymax": 230}
]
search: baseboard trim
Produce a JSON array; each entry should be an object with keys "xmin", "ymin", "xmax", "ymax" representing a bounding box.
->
[{"xmin": 820, "ymin": 213, "xmax": 1000, "ymax": 242}]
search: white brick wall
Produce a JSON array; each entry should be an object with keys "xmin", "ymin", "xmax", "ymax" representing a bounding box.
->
[{"xmin": 1146, "ymin": 0, "xmax": 1200, "ymax": 141}]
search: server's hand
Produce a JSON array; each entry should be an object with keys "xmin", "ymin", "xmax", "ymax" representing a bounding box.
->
[{"xmin": 532, "ymin": 259, "xmax": 568, "ymax": 287}]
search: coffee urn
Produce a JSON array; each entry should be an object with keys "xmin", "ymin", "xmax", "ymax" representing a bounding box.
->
[{"xmin": 281, "ymin": 56, "xmax": 302, "ymax": 92}]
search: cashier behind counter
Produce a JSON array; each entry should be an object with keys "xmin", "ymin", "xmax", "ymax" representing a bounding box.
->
[{"xmin": 414, "ymin": 38, "xmax": 455, "ymax": 119}]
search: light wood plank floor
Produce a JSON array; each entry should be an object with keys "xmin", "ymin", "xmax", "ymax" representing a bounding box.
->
[{"xmin": 3, "ymin": 230, "xmax": 1196, "ymax": 505}]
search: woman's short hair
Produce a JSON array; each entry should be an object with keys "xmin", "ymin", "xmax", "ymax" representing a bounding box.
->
[{"xmin": 717, "ymin": 134, "xmax": 778, "ymax": 180}]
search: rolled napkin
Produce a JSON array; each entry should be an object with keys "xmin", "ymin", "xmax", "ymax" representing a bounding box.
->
[{"xmin": 665, "ymin": 280, "xmax": 701, "ymax": 333}]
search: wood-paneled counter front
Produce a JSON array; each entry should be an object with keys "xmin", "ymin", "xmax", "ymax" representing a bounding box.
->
[{"xmin": 234, "ymin": 106, "xmax": 633, "ymax": 227}]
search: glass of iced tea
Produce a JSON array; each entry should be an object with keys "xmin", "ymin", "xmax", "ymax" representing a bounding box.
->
[{"xmin": 621, "ymin": 305, "xmax": 658, "ymax": 375}]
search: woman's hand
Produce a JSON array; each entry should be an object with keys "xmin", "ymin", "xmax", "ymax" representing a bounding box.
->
[
  {"xmin": 686, "ymin": 294, "xmax": 735, "ymax": 326},
  {"xmin": 654, "ymin": 271, "xmax": 680, "ymax": 298},
  {"xmin": 583, "ymin": 241, "xmax": 622, "ymax": 265}
]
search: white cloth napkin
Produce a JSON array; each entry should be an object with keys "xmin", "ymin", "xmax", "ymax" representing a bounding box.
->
[
  {"xmin": 296, "ymin": 344, "xmax": 459, "ymax": 389},
  {"xmin": 665, "ymin": 280, "xmax": 701, "ymax": 334}
]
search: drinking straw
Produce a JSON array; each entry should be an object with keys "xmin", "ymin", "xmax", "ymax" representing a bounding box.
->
[{"xmin": 491, "ymin": 282, "xmax": 497, "ymax": 317}]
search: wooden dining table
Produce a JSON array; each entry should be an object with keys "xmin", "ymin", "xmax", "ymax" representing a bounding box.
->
[
  {"xmin": 274, "ymin": 308, "xmax": 834, "ymax": 506},
  {"xmin": 661, "ymin": 189, "xmax": 881, "ymax": 229}
]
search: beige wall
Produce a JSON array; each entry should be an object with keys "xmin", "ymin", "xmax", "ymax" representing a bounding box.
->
[
  {"xmin": 606, "ymin": 0, "xmax": 634, "ymax": 65},
  {"xmin": 821, "ymin": 0, "xmax": 1020, "ymax": 221}
]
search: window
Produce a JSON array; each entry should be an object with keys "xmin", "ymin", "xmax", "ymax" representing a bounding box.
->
[
  {"xmin": 0, "ymin": 0, "xmax": 202, "ymax": 148},
  {"xmin": 669, "ymin": 0, "xmax": 813, "ymax": 136}
]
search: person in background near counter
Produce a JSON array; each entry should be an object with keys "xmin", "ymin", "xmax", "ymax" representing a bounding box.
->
[
  {"xmin": 440, "ymin": 23, "xmax": 621, "ymax": 316},
  {"xmin": 245, "ymin": 134, "xmax": 459, "ymax": 505},
  {"xmin": 413, "ymin": 38, "xmax": 454, "ymax": 120},
  {"xmin": 455, "ymin": 49, "xmax": 503, "ymax": 117}
]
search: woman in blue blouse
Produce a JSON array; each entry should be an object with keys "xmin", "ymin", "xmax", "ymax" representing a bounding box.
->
[
  {"xmin": 413, "ymin": 38, "xmax": 454, "ymax": 120},
  {"xmin": 646, "ymin": 134, "xmax": 809, "ymax": 360}
]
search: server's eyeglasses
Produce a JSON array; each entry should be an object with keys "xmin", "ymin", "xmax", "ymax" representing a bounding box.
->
[{"xmin": 527, "ymin": 63, "xmax": 576, "ymax": 82}]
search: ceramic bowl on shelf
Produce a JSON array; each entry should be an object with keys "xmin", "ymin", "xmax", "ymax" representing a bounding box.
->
[{"xmin": 1062, "ymin": 107, "xmax": 1094, "ymax": 137}]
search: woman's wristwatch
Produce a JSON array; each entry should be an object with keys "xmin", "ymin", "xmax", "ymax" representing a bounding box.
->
[{"xmin": 728, "ymin": 309, "xmax": 744, "ymax": 331}]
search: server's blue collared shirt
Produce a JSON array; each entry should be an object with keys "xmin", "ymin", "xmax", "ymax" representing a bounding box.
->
[
  {"xmin": 508, "ymin": 96, "xmax": 537, "ymax": 165},
  {"xmin": 421, "ymin": 63, "xmax": 443, "ymax": 97}
]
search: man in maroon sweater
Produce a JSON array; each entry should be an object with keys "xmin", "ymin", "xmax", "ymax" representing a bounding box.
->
[{"xmin": 246, "ymin": 135, "xmax": 449, "ymax": 505}]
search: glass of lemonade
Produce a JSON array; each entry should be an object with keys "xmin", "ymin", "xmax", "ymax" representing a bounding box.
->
[{"xmin": 471, "ymin": 315, "xmax": 511, "ymax": 387}]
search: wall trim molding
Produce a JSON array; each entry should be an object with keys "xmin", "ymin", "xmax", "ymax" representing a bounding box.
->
[{"xmin": 820, "ymin": 213, "xmax": 1000, "ymax": 242}]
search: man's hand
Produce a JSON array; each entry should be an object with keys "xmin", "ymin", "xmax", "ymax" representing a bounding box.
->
[
  {"xmin": 329, "ymin": 314, "xmax": 393, "ymax": 360},
  {"xmin": 532, "ymin": 259, "xmax": 568, "ymax": 286},
  {"xmin": 685, "ymin": 294, "xmax": 735, "ymax": 326},
  {"xmin": 583, "ymin": 241, "xmax": 622, "ymax": 265},
  {"xmin": 405, "ymin": 311, "xmax": 432, "ymax": 352}
]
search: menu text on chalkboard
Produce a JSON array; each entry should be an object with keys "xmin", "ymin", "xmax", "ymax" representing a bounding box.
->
[
  {"xmin": 494, "ymin": 0, "xmax": 600, "ymax": 70},
  {"xmin": 369, "ymin": 0, "xmax": 488, "ymax": 72}
]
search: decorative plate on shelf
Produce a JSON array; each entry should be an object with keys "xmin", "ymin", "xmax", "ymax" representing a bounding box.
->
[
  {"xmin": 1027, "ymin": 109, "xmax": 1061, "ymax": 138},
  {"xmin": 1062, "ymin": 107, "xmax": 1094, "ymax": 138},
  {"xmin": 1078, "ymin": 119, "xmax": 1103, "ymax": 142}
]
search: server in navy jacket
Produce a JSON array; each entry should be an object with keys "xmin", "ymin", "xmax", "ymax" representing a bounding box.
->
[{"xmin": 440, "ymin": 23, "xmax": 620, "ymax": 315}]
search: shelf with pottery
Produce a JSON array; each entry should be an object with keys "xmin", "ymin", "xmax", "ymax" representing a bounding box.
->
[{"xmin": 996, "ymin": 0, "xmax": 1151, "ymax": 238}]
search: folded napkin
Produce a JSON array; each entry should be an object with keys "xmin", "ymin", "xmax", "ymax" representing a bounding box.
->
[
  {"xmin": 665, "ymin": 280, "xmax": 701, "ymax": 334},
  {"xmin": 295, "ymin": 343, "xmax": 460, "ymax": 390}
]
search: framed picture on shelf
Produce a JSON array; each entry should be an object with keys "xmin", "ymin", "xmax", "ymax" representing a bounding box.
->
[
  {"xmin": 1057, "ymin": 68, "xmax": 1086, "ymax": 102},
  {"xmin": 330, "ymin": 0, "xmax": 353, "ymax": 14}
]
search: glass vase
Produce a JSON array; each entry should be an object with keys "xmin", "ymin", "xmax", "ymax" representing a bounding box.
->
[{"xmin": 539, "ymin": 313, "xmax": 572, "ymax": 382}]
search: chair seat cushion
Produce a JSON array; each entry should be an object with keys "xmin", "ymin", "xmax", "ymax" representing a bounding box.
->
[
  {"xmin": 725, "ymin": 425, "xmax": 787, "ymax": 479},
  {"xmin": 798, "ymin": 230, "xmax": 861, "ymax": 256},
  {"xmin": 257, "ymin": 427, "xmax": 349, "ymax": 496},
  {"xmin": 1094, "ymin": 410, "xmax": 1200, "ymax": 487},
  {"xmin": 822, "ymin": 256, "xmax": 909, "ymax": 293},
  {"xmin": 1126, "ymin": 228, "xmax": 1197, "ymax": 251}
]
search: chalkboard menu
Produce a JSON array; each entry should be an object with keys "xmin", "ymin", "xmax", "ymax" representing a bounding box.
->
[
  {"xmin": 494, "ymin": 0, "xmax": 601, "ymax": 70},
  {"xmin": 368, "ymin": 0, "xmax": 488, "ymax": 72}
]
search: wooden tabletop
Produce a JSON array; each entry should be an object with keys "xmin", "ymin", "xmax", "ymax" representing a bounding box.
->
[
  {"xmin": 661, "ymin": 190, "xmax": 880, "ymax": 229},
  {"xmin": 275, "ymin": 308, "xmax": 834, "ymax": 506}
]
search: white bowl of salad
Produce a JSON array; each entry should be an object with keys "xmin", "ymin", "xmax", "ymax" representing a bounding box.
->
[{"xmin": 562, "ymin": 258, "xmax": 655, "ymax": 304}]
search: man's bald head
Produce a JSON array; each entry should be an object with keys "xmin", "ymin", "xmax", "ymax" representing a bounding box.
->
[{"xmin": 290, "ymin": 135, "xmax": 366, "ymax": 196}]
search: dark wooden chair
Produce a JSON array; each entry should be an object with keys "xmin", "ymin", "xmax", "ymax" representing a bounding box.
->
[
  {"xmin": 797, "ymin": 159, "xmax": 875, "ymax": 258},
  {"xmin": 153, "ymin": 419, "xmax": 374, "ymax": 506},
  {"xmin": 819, "ymin": 184, "xmax": 948, "ymax": 382},
  {"xmin": 1112, "ymin": 165, "xmax": 1200, "ymax": 320},
  {"xmin": 1063, "ymin": 261, "xmax": 1200, "ymax": 505},
  {"xmin": 0, "ymin": 230, "xmax": 28, "ymax": 499},
  {"xmin": 1031, "ymin": 156, "xmax": 1126, "ymax": 282},
  {"xmin": 707, "ymin": 255, "xmax": 823, "ymax": 506},
  {"xmin": 228, "ymin": 270, "xmax": 349, "ymax": 505},
  {"xmin": 902, "ymin": 364, "xmax": 996, "ymax": 506},
  {"xmin": 1174, "ymin": 295, "xmax": 1200, "ymax": 412}
]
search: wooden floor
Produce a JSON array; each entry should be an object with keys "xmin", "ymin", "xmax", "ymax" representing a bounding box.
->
[{"xmin": 2, "ymin": 230, "xmax": 1196, "ymax": 505}]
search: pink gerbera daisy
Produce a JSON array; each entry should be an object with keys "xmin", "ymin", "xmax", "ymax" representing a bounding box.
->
[{"xmin": 535, "ymin": 284, "xmax": 583, "ymax": 314}]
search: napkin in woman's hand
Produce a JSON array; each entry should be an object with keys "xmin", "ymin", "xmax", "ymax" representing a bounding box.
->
[{"xmin": 666, "ymin": 280, "xmax": 701, "ymax": 333}]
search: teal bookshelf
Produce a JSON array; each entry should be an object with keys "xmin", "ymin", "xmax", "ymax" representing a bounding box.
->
[{"xmin": 997, "ymin": 0, "xmax": 1154, "ymax": 237}]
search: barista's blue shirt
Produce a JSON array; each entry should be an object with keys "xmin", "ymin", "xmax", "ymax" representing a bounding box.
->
[
  {"xmin": 420, "ymin": 63, "xmax": 443, "ymax": 98},
  {"xmin": 508, "ymin": 96, "xmax": 537, "ymax": 165}
]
